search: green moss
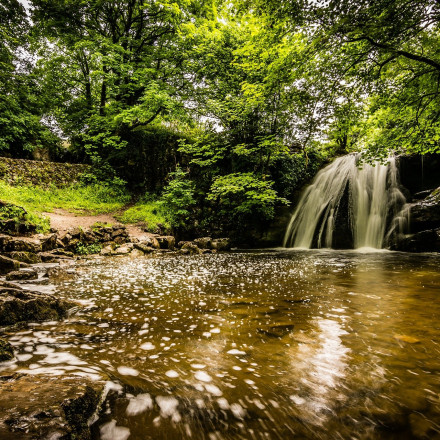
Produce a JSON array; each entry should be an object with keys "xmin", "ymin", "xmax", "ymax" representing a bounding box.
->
[{"xmin": 75, "ymin": 242, "xmax": 102, "ymax": 255}]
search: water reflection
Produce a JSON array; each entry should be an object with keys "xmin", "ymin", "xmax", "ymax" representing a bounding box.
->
[{"xmin": 1, "ymin": 250, "xmax": 440, "ymax": 439}]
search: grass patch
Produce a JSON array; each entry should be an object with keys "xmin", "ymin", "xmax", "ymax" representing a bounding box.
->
[
  {"xmin": 115, "ymin": 198, "xmax": 171, "ymax": 233},
  {"xmin": 0, "ymin": 180, "xmax": 131, "ymax": 215}
]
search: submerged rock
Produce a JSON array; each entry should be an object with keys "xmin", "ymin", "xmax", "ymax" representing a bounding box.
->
[
  {"xmin": 180, "ymin": 242, "xmax": 202, "ymax": 255},
  {"xmin": 5, "ymin": 269, "xmax": 38, "ymax": 281},
  {"xmin": 0, "ymin": 287, "xmax": 74, "ymax": 326},
  {"xmin": 0, "ymin": 374, "xmax": 105, "ymax": 439},
  {"xmin": 0, "ymin": 339, "xmax": 14, "ymax": 362}
]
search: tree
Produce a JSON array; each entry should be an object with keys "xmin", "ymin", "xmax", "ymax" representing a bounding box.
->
[
  {"xmin": 0, "ymin": 0, "xmax": 59, "ymax": 158},
  {"xmin": 31, "ymin": 0, "xmax": 215, "ymax": 180}
]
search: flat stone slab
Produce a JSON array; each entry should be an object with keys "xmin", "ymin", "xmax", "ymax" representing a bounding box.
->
[
  {"xmin": 0, "ymin": 286, "xmax": 75, "ymax": 326},
  {"xmin": 0, "ymin": 373, "xmax": 105, "ymax": 439}
]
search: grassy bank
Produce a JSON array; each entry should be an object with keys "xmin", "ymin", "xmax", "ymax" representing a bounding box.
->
[{"xmin": 0, "ymin": 180, "xmax": 170, "ymax": 233}]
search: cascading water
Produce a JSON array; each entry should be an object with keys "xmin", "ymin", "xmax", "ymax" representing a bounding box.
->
[{"xmin": 283, "ymin": 155, "xmax": 408, "ymax": 249}]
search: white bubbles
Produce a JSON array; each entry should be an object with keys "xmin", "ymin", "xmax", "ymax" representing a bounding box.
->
[
  {"xmin": 126, "ymin": 394, "xmax": 153, "ymax": 416},
  {"xmin": 227, "ymin": 349, "xmax": 246, "ymax": 356},
  {"xmin": 140, "ymin": 342, "xmax": 155, "ymax": 351},
  {"xmin": 156, "ymin": 396, "xmax": 181, "ymax": 423},
  {"xmin": 194, "ymin": 371, "xmax": 212, "ymax": 382},
  {"xmin": 204, "ymin": 384, "xmax": 222, "ymax": 396},
  {"xmin": 100, "ymin": 420, "xmax": 130, "ymax": 440},
  {"xmin": 190, "ymin": 364, "xmax": 206, "ymax": 369},
  {"xmin": 117, "ymin": 366, "xmax": 139, "ymax": 376},
  {"xmin": 165, "ymin": 370, "xmax": 179, "ymax": 378},
  {"xmin": 230, "ymin": 403, "xmax": 246, "ymax": 419}
]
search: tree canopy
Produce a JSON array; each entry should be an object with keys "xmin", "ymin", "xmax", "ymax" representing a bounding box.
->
[{"xmin": 1, "ymin": 0, "xmax": 439, "ymax": 237}]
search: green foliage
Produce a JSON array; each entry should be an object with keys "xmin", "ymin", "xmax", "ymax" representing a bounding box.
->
[
  {"xmin": 116, "ymin": 197, "xmax": 170, "ymax": 233},
  {"xmin": 75, "ymin": 242, "xmax": 102, "ymax": 255},
  {"xmin": 207, "ymin": 173, "xmax": 288, "ymax": 230},
  {"xmin": 0, "ymin": 202, "xmax": 50, "ymax": 234},
  {"xmin": 160, "ymin": 168, "xmax": 197, "ymax": 230}
]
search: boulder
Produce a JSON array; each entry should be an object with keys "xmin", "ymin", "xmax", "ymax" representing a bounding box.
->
[
  {"xmin": 39, "ymin": 233, "xmax": 58, "ymax": 252},
  {"xmin": 140, "ymin": 236, "xmax": 160, "ymax": 249},
  {"xmin": 133, "ymin": 243, "xmax": 155, "ymax": 254},
  {"xmin": 39, "ymin": 252, "xmax": 73, "ymax": 263},
  {"xmin": 211, "ymin": 238, "xmax": 231, "ymax": 251},
  {"xmin": 0, "ymin": 287, "xmax": 75, "ymax": 326},
  {"xmin": 0, "ymin": 339, "xmax": 14, "ymax": 362},
  {"xmin": 0, "ymin": 374, "xmax": 105, "ymax": 439},
  {"xmin": 157, "ymin": 235, "xmax": 175, "ymax": 250},
  {"xmin": 100, "ymin": 245, "xmax": 113, "ymax": 256},
  {"xmin": 113, "ymin": 244, "xmax": 133, "ymax": 255},
  {"xmin": 4, "ymin": 251, "xmax": 41, "ymax": 264},
  {"xmin": 5, "ymin": 238, "xmax": 42, "ymax": 253},
  {"xmin": 194, "ymin": 237, "xmax": 212, "ymax": 249},
  {"xmin": 180, "ymin": 242, "xmax": 202, "ymax": 255},
  {"xmin": 395, "ymin": 229, "xmax": 440, "ymax": 253},
  {"xmin": 6, "ymin": 269, "xmax": 38, "ymax": 281},
  {"xmin": 409, "ymin": 187, "xmax": 440, "ymax": 233},
  {"xmin": 0, "ymin": 234, "xmax": 11, "ymax": 252},
  {"xmin": 0, "ymin": 256, "xmax": 20, "ymax": 275}
]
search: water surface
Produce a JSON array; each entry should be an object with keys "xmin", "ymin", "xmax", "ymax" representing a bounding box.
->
[{"xmin": 2, "ymin": 250, "xmax": 440, "ymax": 439}]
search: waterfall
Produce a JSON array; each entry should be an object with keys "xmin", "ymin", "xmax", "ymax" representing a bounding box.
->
[{"xmin": 283, "ymin": 155, "xmax": 407, "ymax": 249}]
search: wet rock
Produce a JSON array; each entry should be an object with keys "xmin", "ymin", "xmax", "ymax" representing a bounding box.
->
[
  {"xmin": 50, "ymin": 249, "xmax": 75, "ymax": 258},
  {"xmin": 394, "ymin": 334, "xmax": 421, "ymax": 344},
  {"xmin": 409, "ymin": 187, "xmax": 440, "ymax": 233},
  {"xmin": 180, "ymin": 242, "xmax": 201, "ymax": 255},
  {"xmin": 409, "ymin": 412, "xmax": 435, "ymax": 439},
  {"xmin": 157, "ymin": 235, "xmax": 175, "ymax": 250},
  {"xmin": 39, "ymin": 251, "xmax": 74, "ymax": 263},
  {"xmin": 5, "ymin": 269, "xmax": 38, "ymax": 281},
  {"xmin": 194, "ymin": 237, "xmax": 212, "ymax": 249},
  {"xmin": 0, "ymin": 338, "xmax": 14, "ymax": 362},
  {"xmin": 0, "ymin": 288, "xmax": 74, "ymax": 326},
  {"xmin": 257, "ymin": 323, "xmax": 295, "ymax": 338},
  {"xmin": 0, "ymin": 374, "xmax": 105, "ymax": 439},
  {"xmin": 211, "ymin": 238, "xmax": 231, "ymax": 251},
  {"xmin": 0, "ymin": 234, "xmax": 11, "ymax": 252},
  {"xmin": 140, "ymin": 236, "xmax": 160, "ymax": 249},
  {"xmin": 395, "ymin": 229, "xmax": 440, "ymax": 253},
  {"xmin": 4, "ymin": 251, "xmax": 41, "ymax": 264},
  {"xmin": 38, "ymin": 233, "xmax": 58, "ymax": 252},
  {"xmin": 133, "ymin": 243, "xmax": 155, "ymax": 254},
  {"xmin": 100, "ymin": 245, "xmax": 113, "ymax": 256},
  {"xmin": 0, "ymin": 255, "xmax": 20, "ymax": 274},
  {"xmin": 5, "ymin": 237, "xmax": 42, "ymax": 253},
  {"xmin": 59, "ymin": 232, "xmax": 72, "ymax": 246},
  {"xmin": 113, "ymin": 243, "xmax": 134, "ymax": 255}
]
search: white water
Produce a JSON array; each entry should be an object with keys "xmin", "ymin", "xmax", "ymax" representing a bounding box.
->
[{"xmin": 283, "ymin": 155, "xmax": 407, "ymax": 249}]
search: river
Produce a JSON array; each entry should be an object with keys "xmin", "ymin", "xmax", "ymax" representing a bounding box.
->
[{"xmin": 2, "ymin": 250, "xmax": 440, "ymax": 439}]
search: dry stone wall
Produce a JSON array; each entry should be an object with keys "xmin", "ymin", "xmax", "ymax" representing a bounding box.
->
[{"xmin": 0, "ymin": 157, "xmax": 89, "ymax": 188}]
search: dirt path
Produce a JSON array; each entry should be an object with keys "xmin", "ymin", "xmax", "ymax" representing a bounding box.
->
[{"xmin": 43, "ymin": 209, "xmax": 152, "ymax": 239}]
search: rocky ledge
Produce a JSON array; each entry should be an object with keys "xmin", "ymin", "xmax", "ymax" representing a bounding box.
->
[
  {"xmin": 0, "ymin": 373, "xmax": 105, "ymax": 439},
  {"xmin": 0, "ymin": 281, "xmax": 75, "ymax": 327},
  {"xmin": 393, "ymin": 187, "xmax": 440, "ymax": 252}
]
